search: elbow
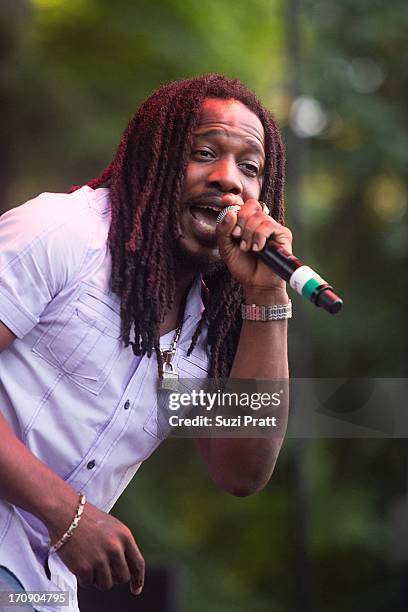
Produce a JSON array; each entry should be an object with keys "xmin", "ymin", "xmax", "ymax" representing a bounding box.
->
[
  {"xmin": 225, "ymin": 483, "xmax": 265, "ymax": 498},
  {"xmin": 222, "ymin": 479, "xmax": 269, "ymax": 498},
  {"xmin": 205, "ymin": 438, "xmax": 283, "ymax": 497},
  {"xmin": 216, "ymin": 465, "xmax": 277, "ymax": 498}
]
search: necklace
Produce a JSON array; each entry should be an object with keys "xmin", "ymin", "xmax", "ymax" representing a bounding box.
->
[{"xmin": 160, "ymin": 324, "xmax": 182, "ymax": 388}]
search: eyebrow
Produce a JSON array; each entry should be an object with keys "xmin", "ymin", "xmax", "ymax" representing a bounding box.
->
[{"xmin": 194, "ymin": 129, "xmax": 265, "ymax": 158}]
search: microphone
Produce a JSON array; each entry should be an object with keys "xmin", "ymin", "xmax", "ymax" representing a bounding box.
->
[{"xmin": 217, "ymin": 206, "xmax": 343, "ymax": 315}]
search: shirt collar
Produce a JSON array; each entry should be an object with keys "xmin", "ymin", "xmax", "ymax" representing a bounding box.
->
[{"xmin": 183, "ymin": 274, "xmax": 206, "ymax": 324}]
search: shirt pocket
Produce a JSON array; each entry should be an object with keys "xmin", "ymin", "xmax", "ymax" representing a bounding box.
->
[
  {"xmin": 32, "ymin": 287, "xmax": 122, "ymax": 395},
  {"xmin": 142, "ymin": 354, "xmax": 210, "ymax": 440}
]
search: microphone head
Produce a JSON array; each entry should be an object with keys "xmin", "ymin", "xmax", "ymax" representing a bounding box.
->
[
  {"xmin": 315, "ymin": 287, "xmax": 343, "ymax": 314},
  {"xmin": 216, "ymin": 205, "xmax": 241, "ymax": 225}
]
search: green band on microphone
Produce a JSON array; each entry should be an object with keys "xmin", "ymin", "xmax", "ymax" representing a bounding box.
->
[
  {"xmin": 289, "ymin": 265, "xmax": 327, "ymax": 300},
  {"xmin": 301, "ymin": 277, "xmax": 323, "ymax": 299}
]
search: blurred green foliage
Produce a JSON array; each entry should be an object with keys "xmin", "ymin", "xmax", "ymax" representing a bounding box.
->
[{"xmin": 1, "ymin": 0, "xmax": 408, "ymax": 610}]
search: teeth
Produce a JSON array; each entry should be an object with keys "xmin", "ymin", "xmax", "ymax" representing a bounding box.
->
[
  {"xmin": 191, "ymin": 206, "xmax": 218, "ymax": 232},
  {"xmin": 198, "ymin": 218, "xmax": 215, "ymax": 230}
]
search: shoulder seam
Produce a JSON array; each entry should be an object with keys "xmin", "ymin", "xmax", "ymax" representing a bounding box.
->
[{"xmin": 1, "ymin": 204, "xmax": 91, "ymax": 279}]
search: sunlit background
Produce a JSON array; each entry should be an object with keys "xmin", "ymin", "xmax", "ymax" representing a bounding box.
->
[{"xmin": 1, "ymin": 0, "xmax": 408, "ymax": 610}]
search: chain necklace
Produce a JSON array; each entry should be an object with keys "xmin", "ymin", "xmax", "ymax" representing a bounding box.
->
[{"xmin": 160, "ymin": 323, "xmax": 182, "ymax": 388}]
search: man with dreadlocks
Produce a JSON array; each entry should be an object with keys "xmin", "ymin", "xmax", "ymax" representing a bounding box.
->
[{"xmin": 0, "ymin": 74, "xmax": 291, "ymax": 610}]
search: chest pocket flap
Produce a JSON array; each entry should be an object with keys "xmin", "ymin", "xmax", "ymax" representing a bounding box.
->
[{"xmin": 33, "ymin": 286, "xmax": 122, "ymax": 394}]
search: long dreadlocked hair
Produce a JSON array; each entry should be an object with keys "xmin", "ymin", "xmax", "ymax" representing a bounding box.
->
[{"xmin": 72, "ymin": 74, "xmax": 285, "ymax": 378}]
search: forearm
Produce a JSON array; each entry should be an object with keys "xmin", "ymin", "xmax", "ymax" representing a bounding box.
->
[
  {"xmin": 0, "ymin": 410, "xmax": 145, "ymax": 591},
  {"xmin": 230, "ymin": 286, "xmax": 289, "ymax": 379},
  {"xmin": 198, "ymin": 287, "xmax": 289, "ymax": 496},
  {"xmin": 0, "ymin": 411, "xmax": 80, "ymax": 537}
]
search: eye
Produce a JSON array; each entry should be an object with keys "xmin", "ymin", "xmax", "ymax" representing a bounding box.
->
[
  {"xmin": 241, "ymin": 162, "xmax": 260, "ymax": 176},
  {"xmin": 192, "ymin": 149, "xmax": 215, "ymax": 159}
]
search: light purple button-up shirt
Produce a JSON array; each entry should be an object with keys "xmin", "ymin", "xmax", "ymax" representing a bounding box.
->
[{"xmin": 0, "ymin": 186, "xmax": 209, "ymax": 612}]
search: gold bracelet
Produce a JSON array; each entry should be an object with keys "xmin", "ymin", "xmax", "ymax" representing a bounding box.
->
[{"xmin": 49, "ymin": 492, "xmax": 86, "ymax": 554}]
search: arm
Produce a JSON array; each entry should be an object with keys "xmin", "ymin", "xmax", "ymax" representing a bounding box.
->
[
  {"xmin": 195, "ymin": 196, "xmax": 290, "ymax": 496},
  {"xmin": 0, "ymin": 199, "xmax": 144, "ymax": 592},
  {"xmin": 0, "ymin": 322, "xmax": 144, "ymax": 593}
]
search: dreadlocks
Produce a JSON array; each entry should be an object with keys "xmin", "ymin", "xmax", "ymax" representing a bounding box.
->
[{"xmin": 73, "ymin": 74, "xmax": 285, "ymax": 378}]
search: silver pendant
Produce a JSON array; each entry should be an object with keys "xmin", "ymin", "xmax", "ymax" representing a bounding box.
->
[{"xmin": 161, "ymin": 360, "xmax": 179, "ymax": 391}]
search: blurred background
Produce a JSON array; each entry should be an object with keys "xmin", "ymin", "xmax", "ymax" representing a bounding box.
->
[{"xmin": 1, "ymin": 0, "xmax": 407, "ymax": 610}]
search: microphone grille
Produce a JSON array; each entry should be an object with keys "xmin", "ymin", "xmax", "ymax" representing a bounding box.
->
[{"xmin": 216, "ymin": 205, "xmax": 241, "ymax": 225}]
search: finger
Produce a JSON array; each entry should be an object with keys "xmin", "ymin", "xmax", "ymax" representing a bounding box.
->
[
  {"xmin": 216, "ymin": 206, "xmax": 239, "ymax": 255},
  {"xmin": 265, "ymin": 226, "xmax": 293, "ymax": 251},
  {"xmin": 231, "ymin": 199, "xmax": 264, "ymax": 238},
  {"xmin": 249, "ymin": 221, "xmax": 292, "ymax": 253},
  {"xmin": 110, "ymin": 547, "xmax": 131, "ymax": 584},
  {"xmin": 252, "ymin": 223, "xmax": 277, "ymax": 252},
  {"xmin": 238, "ymin": 211, "xmax": 269, "ymax": 251},
  {"xmin": 241, "ymin": 222, "xmax": 292, "ymax": 253},
  {"xmin": 77, "ymin": 569, "xmax": 95, "ymax": 590},
  {"xmin": 125, "ymin": 540, "xmax": 145, "ymax": 596},
  {"xmin": 94, "ymin": 562, "xmax": 113, "ymax": 591}
]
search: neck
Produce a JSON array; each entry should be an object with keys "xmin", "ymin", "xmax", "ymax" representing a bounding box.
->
[{"xmin": 159, "ymin": 266, "xmax": 199, "ymax": 337}]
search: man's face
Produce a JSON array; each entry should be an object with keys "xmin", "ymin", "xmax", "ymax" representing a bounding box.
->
[{"xmin": 177, "ymin": 97, "xmax": 265, "ymax": 264}]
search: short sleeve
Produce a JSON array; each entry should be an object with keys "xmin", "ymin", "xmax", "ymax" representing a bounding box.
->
[{"xmin": 0, "ymin": 190, "xmax": 92, "ymax": 338}]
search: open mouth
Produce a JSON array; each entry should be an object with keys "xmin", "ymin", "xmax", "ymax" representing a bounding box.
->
[{"xmin": 190, "ymin": 205, "xmax": 221, "ymax": 232}]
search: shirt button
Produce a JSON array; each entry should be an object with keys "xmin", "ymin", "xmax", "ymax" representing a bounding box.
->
[
  {"xmin": 124, "ymin": 400, "xmax": 130, "ymax": 410},
  {"xmin": 87, "ymin": 460, "xmax": 96, "ymax": 470}
]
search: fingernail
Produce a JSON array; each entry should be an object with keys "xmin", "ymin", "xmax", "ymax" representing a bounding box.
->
[
  {"xmin": 131, "ymin": 584, "xmax": 143, "ymax": 596},
  {"xmin": 232, "ymin": 226, "xmax": 242, "ymax": 237},
  {"xmin": 240, "ymin": 240, "xmax": 247, "ymax": 251},
  {"xmin": 252, "ymin": 243, "xmax": 259, "ymax": 252}
]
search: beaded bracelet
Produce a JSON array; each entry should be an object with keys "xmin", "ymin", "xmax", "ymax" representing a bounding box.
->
[{"xmin": 49, "ymin": 492, "xmax": 86, "ymax": 554}]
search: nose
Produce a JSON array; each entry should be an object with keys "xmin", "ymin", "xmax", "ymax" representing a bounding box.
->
[{"xmin": 206, "ymin": 157, "xmax": 242, "ymax": 195}]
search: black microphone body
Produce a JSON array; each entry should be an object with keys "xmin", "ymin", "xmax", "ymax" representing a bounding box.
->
[
  {"xmin": 216, "ymin": 206, "xmax": 343, "ymax": 315},
  {"xmin": 258, "ymin": 240, "xmax": 343, "ymax": 314}
]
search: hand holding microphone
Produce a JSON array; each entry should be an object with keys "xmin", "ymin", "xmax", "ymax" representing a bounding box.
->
[{"xmin": 216, "ymin": 196, "xmax": 343, "ymax": 315}]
